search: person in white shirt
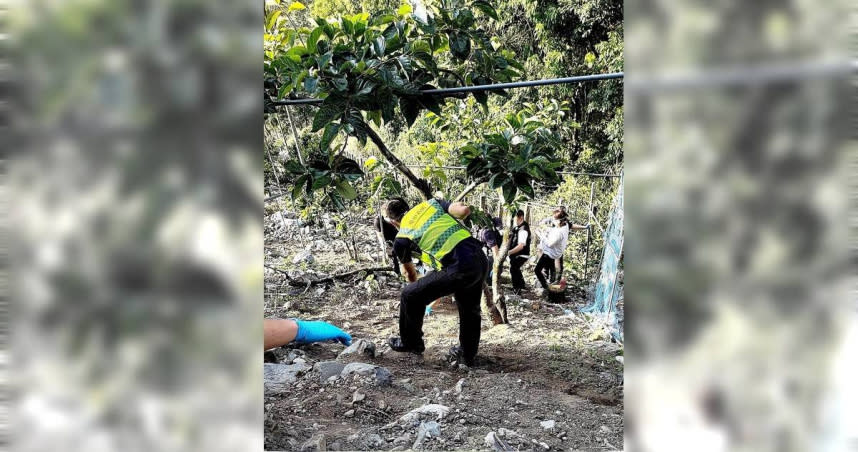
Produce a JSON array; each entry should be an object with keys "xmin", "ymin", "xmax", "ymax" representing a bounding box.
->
[{"xmin": 535, "ymin": 208, "xmax": 588, "ymax": 291}]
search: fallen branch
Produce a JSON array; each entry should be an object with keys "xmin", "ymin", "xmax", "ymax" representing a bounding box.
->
[{"xmin": 264, "ymin": 264, "xmax": 396, "ymax": 287}]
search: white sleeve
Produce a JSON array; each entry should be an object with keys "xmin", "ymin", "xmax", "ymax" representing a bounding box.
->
[{"xmin": 517, "ymin": 229, "xmax": 528, "ymax": 245}]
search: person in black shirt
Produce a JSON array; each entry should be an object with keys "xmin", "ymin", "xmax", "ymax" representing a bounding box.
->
[
  {"xmin": 507, "ymin": 210, "xmax": 531, "ymax": 294},
  {"xmin": 374, "ymin": 198, "xmax": 407, "ymax": 274},
  {"xmin": 385, "ymin": 198, "xmax": 488, "ymax": 367},
  {"xmin": 478, "ymin": 217, "xmax": 502, "ymax": 282}
]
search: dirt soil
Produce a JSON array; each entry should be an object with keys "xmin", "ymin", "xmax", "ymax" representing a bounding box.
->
[{"xmin": 264, "ymin": 213, "xmax": 624, "ymax": 451}]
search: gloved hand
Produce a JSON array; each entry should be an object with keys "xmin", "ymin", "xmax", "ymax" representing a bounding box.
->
[
  {"xmin": 425, "ymin": 306, "xmax": 432, "ymax": 316},
  {"xmin": 293, "ymin": 320, "xmax": 352, "ymax": 345}
]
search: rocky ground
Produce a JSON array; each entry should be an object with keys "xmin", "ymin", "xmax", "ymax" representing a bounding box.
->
[{"xmin": 264, "ymin": 212, "xmax": 624, "ymax": 451}]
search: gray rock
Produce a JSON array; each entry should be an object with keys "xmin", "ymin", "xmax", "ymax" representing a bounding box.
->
[
  {"xmin": 374, "ymin": 366, "xmax": 393, "ymax": 386},
  {"xmin": 455, "ymin": 378, "xmax": 466, "ymax": 394},
  {"xmin": 394, "ymin": 404, "xmax": 450, "ymax": 425},
  {"xmin": 540, "ymin": 420, "xmax": 556, "ymax": 430},
  {"xmin": 344, "ymin": 409, "xmax": 355, "ymax": 417},
  {"xmin": 419, "ymin": 420, "xmax": 441, "ymax": 437},
  {"xmin": 393, "ymin": 432, "xmax": 412, "ymax": 446},
  {"xmin": 413, "ymin": 420, "xmax": 441, "ymax": 449},
  {"xmin": 485, "ymin": 431, "xmax": 513, "ymax": 451},
  {"xmin": 264, "ymin": 362, "xmax": 310, "ymax": 394},
  {"xmin": 352, "ymin": 390, "xmax": 365, "ymax": 404},
  {"xmin": 338, "ymin": 339, "xmax": 376, "ymax": 359},
  {"xmin": 292, "ymin": 250, "xmax": 314, "ymax": 265},
  {"xmin": 300, "ymin": 434, "xmax": 326, "ymax": 452},
  {"xmin": 315, "ymin": 361, "xmax": 345, "ymax": 382},
  {"xmin": 365, "ymin": 434, "xmax": 384, "ymax": 448},
  {"xmin": 341, "ymin": 362, "xmax": 378, "ymax": 377}
]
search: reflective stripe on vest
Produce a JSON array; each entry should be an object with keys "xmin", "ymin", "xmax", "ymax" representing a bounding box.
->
[{"xmin": 396, "ymin": 199, "xmax": 471, "ymax": 269}]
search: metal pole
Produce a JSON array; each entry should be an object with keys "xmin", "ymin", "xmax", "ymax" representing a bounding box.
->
[
  {"xmin": 583, "ymin": 182, "xmax": 594, "ymax": 282},
  {"xmin": 283, "ymin": 107, "xmax": 305, "ymax": 165},
  {"xmin": 270, "ymin": 72, "xmax": 625, "ymax": 106}
]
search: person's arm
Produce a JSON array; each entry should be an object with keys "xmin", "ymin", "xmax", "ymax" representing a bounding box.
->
[
  {"xmin": 447, "ymin": 202, "xmax": 471, "ymax": 220},
  {"xmin": 393, "ymin": 238, "xmax": 419, "ymax": 282},
  {"xmin": 264, "ymin": 318, "xmax": 298, "ymax": 350},
  {"xmin": 401, "ymin": 261, "xmax": 419, "ymax": 283},
  {"xmin": 570, "ymin": 223, "xmax": 589, "ymax": 230},
  {"xmin": 491, "ymin": 244, "xmax": 499, "ymax": 260},
  {"xmin": 508, "ymin": 229, "xmax": 528, "ymax": 255},
  {"xmin": 264, "ymin": 318, "xmax": 352, "ymax": 350}
]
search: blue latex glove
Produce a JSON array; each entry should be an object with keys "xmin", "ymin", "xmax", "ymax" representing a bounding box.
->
[
  {"xmin": 425, "ymin": 306, "xmax": 432, "ymax": 316},
  {"xmin": 293, "ymin": 320, "xmax": 352, "ymax": 345}
]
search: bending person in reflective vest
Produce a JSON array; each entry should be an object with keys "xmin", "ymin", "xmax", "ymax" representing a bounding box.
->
[{"xmin": 383, "ymin": 198, "xmax": 489, "ymax": 367}]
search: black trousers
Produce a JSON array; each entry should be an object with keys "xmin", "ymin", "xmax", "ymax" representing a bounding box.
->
[
  {"xmin": 509, "ymin": 255, "xmax": 528, "ymax": 292},
  {"xmin": 535, "ymin": 254, "xmax": 557, "ymax": 290},
  {"xmin": 400, "ymin": 239, "xmax": 488, "ymax": 363}
]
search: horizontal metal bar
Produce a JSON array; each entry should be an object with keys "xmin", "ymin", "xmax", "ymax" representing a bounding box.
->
[{"xmin": 270, "ymin": 72, "xmax": 624, "ymax": 106}]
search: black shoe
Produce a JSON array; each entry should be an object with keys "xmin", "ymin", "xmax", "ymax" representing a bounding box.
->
[
  {"xmin": 446, "ymin": 346, "xmax": 475, "ymax": 367},
  {"xmin": 387, "ymin": 337, "xmax": 425, "ymax": 354}
]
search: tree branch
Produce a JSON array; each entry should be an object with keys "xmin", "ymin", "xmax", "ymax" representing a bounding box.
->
[
  {"xmin": 365, "ymin": 124, "xmax": 433, "ymax": 200},
  {"xmin": 265, "ymin": 264, "xmax": 396, "ymax": 287},
  {"xmin": 453, "ymin": 177, "xmax": 487, "ymax": 203}
]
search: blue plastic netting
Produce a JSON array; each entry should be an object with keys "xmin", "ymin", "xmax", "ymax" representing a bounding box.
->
[{"xmin": 581, "ymin": 178, "xmax": 624, "ymax": 342}]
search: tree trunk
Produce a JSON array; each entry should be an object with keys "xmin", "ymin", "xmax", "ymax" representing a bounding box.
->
[
  {"xmin": 491, "ymin": 193, "xmax": 515, "ymax": 324},
  {"xmin": 480, "ymin": 281, "xmax": 504, "ymax": 325},
  {"xmin": 366, "ymin": 124, "xmax": 433, "ymax": 200}
]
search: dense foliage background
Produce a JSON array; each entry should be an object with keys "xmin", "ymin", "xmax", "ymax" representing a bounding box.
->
[{"xmin": 264, "ymin": 0, "xmax": 622, "ymax": 285}]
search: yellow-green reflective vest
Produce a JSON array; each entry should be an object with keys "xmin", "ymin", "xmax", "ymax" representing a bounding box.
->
[{"xmin": 396, "ymin": 199, "xmax": 471, "ymax": 270}]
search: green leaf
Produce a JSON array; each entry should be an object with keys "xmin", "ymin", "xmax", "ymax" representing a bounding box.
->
[
  {"xmin": 341, "ymin": 16, "xmax": 354, "ymax": 35},
  {"xmin": 284, "ymin": 160, "xmax": 304, "ymax": 174},
  {"xmin": 399, "ymin": 97, "xmax": 421, "ymax": 127},
  {"xmin": 473, "ymin": 90, "xmax": 488, "ymax": 106},
  {"xmin": 332, "ymin": 77, "xmax": 348, "ymax": 91},
  {"xmin": 334, "ymin": 179, "xmax": 358, "ymax": 200},
  {"xmin": 334, "ymin": 157, "xmax": 364, "ymax": 180},
  {"xmin": 328, "ymin": 192, "xmax": 346, "ymax": 210},
  {"xmin": 455, "ymin": 9, "xmax": 475, "ymax": 28},
  {"xmin": 317, "ymin": 51, "xmax": 332, "ymax": 69},
  {"xmin": 472, "ymin": 0, "xmax": 498, "ymax": 20},
  {"xmin": 312, "ymin": 95, "xmax": 345, "ymax": 132},
  {"xmin": 397, "ymin": 4, "xmax": 412, "ymax": 16},
  {"xmin": 307, "ymin": 27, "xmax": 323, "ymax": 53},
  {"xmin": 373, "ymin": 36, "xmax": 386, "ymax": 57},
  {"xmin": 449, "ymin": 32, "xmax": 471, "ymax": 60},
  {"xmin": 505, "ymin": 112, "xmax": 521, "ymax": 128},
  {"xmin": 501, "ymin": 181, "xmax": 517, "ymax": 203},
  {"xmin": 489, "ymin": 172, "xmax": 509, "ymax": 189},
  {"xmin": 266, "ymin": 10, "xmax": 281, "ymax": 31},
  {"xmin": 292, "ymin": 175, "xmax": 309, "ymax": 200},
  {"xmin": 303, "ymin": 77, "xmax": 318, "ymax": 93},
  {"xmin": 411, "ymin": 40, "xmax": 431, "ymax": 53},
  {"xmin": 285, "ymin": 45, "xmax": 308, "ymax": 62},
  {"xmin": 518, "ymin": 182, "xmax": 534, "ymax": 199},
  {"xmin": 312, "ymin": 173, "xmax": 333, "ymax": 190},
  {"xmin": 372, "ymin": 13, "xmax": 395, "ymax": 26},
  {"xmin": 288, "ymin": 1, "xmax": 306, "ymax": 11},
  {"xmin": 320, "ymin": 122, "xmax": 339, "ymax": 152}
]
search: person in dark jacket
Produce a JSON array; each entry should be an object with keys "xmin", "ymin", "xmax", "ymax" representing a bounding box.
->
[
  {"xmin": 478, "ymin": 217, "xmax": 503, "ymax": 281},
  {"xmin": 383, "ymin": 197, "xmax": 488, "ymax": 367},
  {"xmin": 507, "ymin": 210, "xmax": 531, "ymax": 294}
]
